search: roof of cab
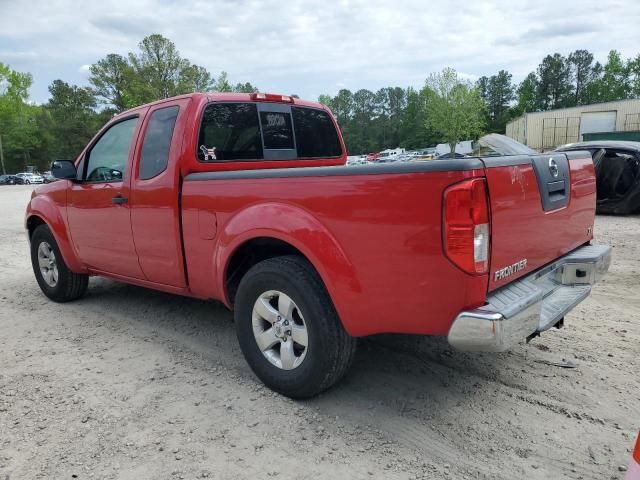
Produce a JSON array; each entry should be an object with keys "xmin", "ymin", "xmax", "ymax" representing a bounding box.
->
[{"xmin": 113, "ymin": 92, "xmax": 328, "ymax": 119}]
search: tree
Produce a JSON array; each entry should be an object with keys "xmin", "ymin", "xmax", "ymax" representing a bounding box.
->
[
  {"xmin": 515, "ymin": 72, "xmax": 541, "ymax": 114},
  {"xmin": 213, "ymin": 71, "xmax": 232, "ymax": 92},
  {"xmin": 44, "ymin": 80, "xmax": 101, "ymax": 160},
  {"xmin": 350, "ymin": 89, "xmax": 379, "ymax": 153},
  {"xmin": 128, "ymin": 34, "xmax": 189, "ymax": 101},
  {"xmin": 317, "ymin": 94, "xmax": 332, "ymax": 106},
  {"xmin": 628, "ymin": 54, "xmax": 640, "ymax": 98},
  {"xmin": 476, "ymin": 76, "xmax": 489, "ymax": 103},
  {"xmin": 537, "ymin": 54, "xmax": 573, "ymax": 109},
  {"xmin": 424, "ymin": 68, "xmax": 485, "ymax": 155},
  {"xmin": 0, "ymin": 63, "xmax": 42, "ymax": 172},
  {"xmin": 374, "ymin": 88, "xmax": 391, "ymax": 146},
  {"xmin": 584, "ymin": 50, "xmax": 631, "ymax": 103},
  {"xmin": 90, "ymin": 34, "xmax": 217, "ymax": 110},
  {"xmin": 385, "ymin": 86, "xmax": 407, "ymax": 148},
  {"xmin": 180, "ymin": 64, "xmax": 214, "ymax": 93},
  {"xmin": 567, "ymin": 49, "xmax": 595, "ymax": 106},
  {"xmin": 480, "ymin": 70, "xmax": 515, "ymax": 132},
  {"xmin": 233, "ymin": 82, "xmax": 259, "ymax": 93},
  {"xmin": 89, "ymin": 54, "xmax": 135, "ymax": 112},
  {"xmin": 0, "ymin": 63, "xmax": 32, "ymax": 99},
  {"xmin": 400, "ymin": 87, "xmax": 437, "ymax": 149},
  {"xmin": 329, "ymin": 89, "xmax": 354, "ymax": 127}
]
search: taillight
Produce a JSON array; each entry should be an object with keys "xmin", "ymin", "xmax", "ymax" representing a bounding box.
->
[{"xmin": 443, "ymin": 178, "xmax": 490, "ymax": 274}]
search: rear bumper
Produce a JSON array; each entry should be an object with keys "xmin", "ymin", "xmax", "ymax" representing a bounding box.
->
[{"xmin": 448, "ymin": 244, "xmax": 612, "ymax": 352}]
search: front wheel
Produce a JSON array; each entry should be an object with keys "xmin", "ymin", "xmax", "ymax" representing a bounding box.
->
[
  {"xmin": 234, "ymin": 255, "xmax": 357, "ymax": 398},
  {"xmin": 30, "ymin": 224, "xmax": 88, "ymax": 302}
]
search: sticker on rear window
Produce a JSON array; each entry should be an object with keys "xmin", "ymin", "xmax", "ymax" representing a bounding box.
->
[{"xmin": 200, "ymin": 145, "xmax": 217, "ymax": 161}]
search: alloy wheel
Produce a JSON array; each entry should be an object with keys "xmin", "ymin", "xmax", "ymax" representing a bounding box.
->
[
  {"xmin": 37, "ymin": 241, "xmax": 58, "ymax": 287},
  {"xmin": 251, "ymin": 290, "xmax": 309, "ymax": 370}
]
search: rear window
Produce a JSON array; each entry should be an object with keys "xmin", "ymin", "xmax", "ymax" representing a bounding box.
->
[
  {"xmin": 197, "ymin": 102, "xmax": 342, "ymax": 162},
  {"xmin": 292, "ymin": 107, "xmax": 342, "ymax": 158},
  {"xmin": 198, "ymin": 103, "xmax": 263, "ymax": 161}
]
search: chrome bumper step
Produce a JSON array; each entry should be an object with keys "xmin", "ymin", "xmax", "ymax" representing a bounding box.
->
[
  {"xmin": 448, "ymin": 244, "xmax": 612, "ymax": 352},
  {"xmin": 538, "ymin": 284, "xmax": 590, "ymax": 332}
]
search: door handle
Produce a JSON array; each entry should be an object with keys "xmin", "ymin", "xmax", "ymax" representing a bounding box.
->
[{"xmin": 112, "ymin": 195, "xmax": 128, "ymax": 205}]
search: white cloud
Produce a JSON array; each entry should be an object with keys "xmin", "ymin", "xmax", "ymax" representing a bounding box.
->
[
  {"xmin": 0, "ymin": 0, "xmax": 639, "ymax": 103},
  {"xmin": 78, "ymin": 64, "xmax": 91, "ymax": 73}
]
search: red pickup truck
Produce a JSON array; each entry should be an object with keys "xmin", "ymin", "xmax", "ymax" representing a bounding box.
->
[{"xmin": 26, "ymin": 92, "xmax": 611, "ymax": 398}]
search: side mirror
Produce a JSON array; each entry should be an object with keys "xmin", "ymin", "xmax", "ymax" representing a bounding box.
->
[{"xmin": 51, "ymin": 160, "xmax": 77, "ymax": 180}]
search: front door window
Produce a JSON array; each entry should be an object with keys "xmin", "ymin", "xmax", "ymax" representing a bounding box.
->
[{"xmin": 85, "ymin": 118, "xmax": 137, "ymax": 182}]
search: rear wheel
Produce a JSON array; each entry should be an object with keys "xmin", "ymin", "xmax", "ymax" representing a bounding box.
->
[
  {"xmin": 234, "ymin": 255, "xmax": 356, "ymax": 398},
  {"xmin": 30, "ymin": 224, "xmax": 88, "ymax": 302}
]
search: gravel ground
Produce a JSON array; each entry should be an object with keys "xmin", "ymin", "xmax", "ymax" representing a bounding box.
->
[{"xmin": 1, "ymin": 185, "xmax": 638, "ymax": 480}]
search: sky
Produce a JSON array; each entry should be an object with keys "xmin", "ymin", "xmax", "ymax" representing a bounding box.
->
[{"xmin": 1, "ymin": 0, "xmax": 639, "ymax": 104}]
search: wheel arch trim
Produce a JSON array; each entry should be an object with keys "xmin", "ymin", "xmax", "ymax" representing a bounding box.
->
[
  {"xmin": 26, "ymin": 198, "xmax": 85, "ymax": 273},
  {"xmin": 215, "ymin": 202, "xmax": 362, "ymax": 333}
]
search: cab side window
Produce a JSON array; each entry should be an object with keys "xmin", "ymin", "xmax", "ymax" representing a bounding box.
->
[
  {"xmin": 85, "ymin": 117, "xmax": 137, "ymax": 182},
  {"xmin": 139, "ymin": 106, "xmax": 179, "ymax": 180}
]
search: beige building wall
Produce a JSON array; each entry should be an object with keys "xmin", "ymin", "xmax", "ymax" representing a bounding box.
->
[{"xmin": 506, "ymin": 99, "xmax": 640, "ymax": 151}]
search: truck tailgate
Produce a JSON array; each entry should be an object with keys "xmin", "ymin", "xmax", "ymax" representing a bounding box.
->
[{"xmin": 482, "ymin": 151, "xmax": 597, "ymax": 292}]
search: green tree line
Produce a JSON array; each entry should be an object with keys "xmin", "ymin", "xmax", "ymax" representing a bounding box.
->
[
  {"xmin": 2, "ymin": 38, "xmax": 640, "ymax": 172},
  {"xmin": 319, "ymin": 49, "xmax": 640, "ymax": 155},
  {"xmin": 0, "ymin": 34, "xmax": 257, "ymax": 173}
]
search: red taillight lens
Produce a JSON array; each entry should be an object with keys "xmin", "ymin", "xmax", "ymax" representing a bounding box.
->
[{"xmin": 443, "ymin": 178, "xmax": 490, "ymax": 274}]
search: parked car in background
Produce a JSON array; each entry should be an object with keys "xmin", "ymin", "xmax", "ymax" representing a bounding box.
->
[
  {"xmin": 0, "ymin": 175, "xmax": 17, "ymax": 185},
  {"xmin": 436, "ymin": 152, "xmax": 468, "ymax": 159},
  {"xmin": 42, "ymin": 171, "xmax": 57, "ymax": 183},
  {"xmin": 346, "ymin": 155, "xmax": 368, "ymax": 165},
  {"xmin": 556, "ymin": 141, "xmax": 640, "ymax": 215},
  {"xmin": 26, "ymin": 92, "xmax": 610, "ymax": 398},
  {"xmin": 16, "ymin": 172, "xmax": 45, "ymax": 184},
  {"xmin": 1, "ymin": 175, "xmax": 27, "ymax": 185}
]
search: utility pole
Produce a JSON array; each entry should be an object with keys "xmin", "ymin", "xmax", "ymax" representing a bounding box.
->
[{"xmin": 0, "ymin": 135, "xmax": 6, "ymax": 175}]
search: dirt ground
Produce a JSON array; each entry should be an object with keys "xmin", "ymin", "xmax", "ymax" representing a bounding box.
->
[{"xmin": 0, "ymin": 185, "xmax": 638, "ymax": 480}]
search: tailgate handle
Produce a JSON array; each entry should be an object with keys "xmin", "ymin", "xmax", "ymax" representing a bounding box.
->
[
  {"xmin": 531, "ymin": 154, "xmax": 570, "ymax": 211},
  {"xmin": 547, "ymin": 180, "xmax": 566, "ymax": 196}
]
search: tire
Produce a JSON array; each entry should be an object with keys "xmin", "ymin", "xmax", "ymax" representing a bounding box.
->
[
  {"xmin": 234, "ymin": 255, "xmax": 357, "ymax": 398},
  {"xmin": 30, "ymin": 224, "xmax": 88, "ymax": 302}
]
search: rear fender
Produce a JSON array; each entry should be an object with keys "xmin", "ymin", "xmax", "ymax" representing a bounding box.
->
[
  {"xmin": 26, "ymin": 193, "xmax": 85, "ymax": 273},
  {"xmin": 216, "ymin": 202, "xmax": 361, "ymax": 331}
]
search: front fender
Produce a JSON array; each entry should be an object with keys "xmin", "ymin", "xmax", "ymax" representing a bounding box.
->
[
  {"xmin": 26, "ymin": 187, "xmax": 85, "ymax": 273},
  {"xmin": 216, "ymin": 202, "xmax": 361, "ymax": 331}
]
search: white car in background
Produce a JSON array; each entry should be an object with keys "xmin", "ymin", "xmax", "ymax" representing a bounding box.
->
[{"xmin": 15, "ymin": 172, "xmax": 44, "ymax": 184}]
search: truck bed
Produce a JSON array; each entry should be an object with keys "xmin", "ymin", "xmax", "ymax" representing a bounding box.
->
[
  {"xmin": 181, "ymin": 159, "xmax": 488, "ymax": 337},
  {"xmin": 181, "ymin": 151, "xmax": 597, "ymax": 338}
]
